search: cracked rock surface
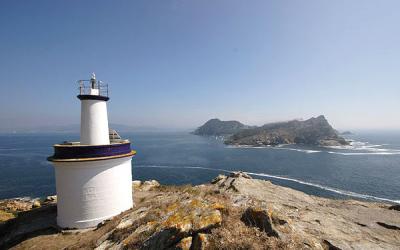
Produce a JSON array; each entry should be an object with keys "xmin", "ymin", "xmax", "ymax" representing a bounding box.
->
[{"xmin": 1, "ymin": 173, "xmax": 399, "ymax": 249}]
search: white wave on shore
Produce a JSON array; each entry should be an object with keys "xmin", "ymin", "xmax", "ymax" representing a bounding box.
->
[
  {"xmin": 134, "ymin": 165, "xmax": 400, "ymax": 204},
  {"xmin": 326, "ymin": 140, "xmax": 384, "ymax": 150},
  {"xmin": 225, "ymin": 145, "xmax": 273, "ymax": 149},
  {"xmin": 226, "ymin": 145, "xmax": 321, "ymax": 153},
  {"xmin": 325, "ymin": 140, "xmax": 400, "ymax": 155},
  {"xmin": 275, "ymin": 148, "xmax": 321, "ymax": 154},
  {"xmin": 226, "ymin": 140, "xmax": 400, "ymax": 156},
  {"xmin": 327, "ymin": 151, "xmax": 400, "ymax": 156},
  {"xmin": 246, "ymin": 171, "xmax": 400, "ymax": 204}
]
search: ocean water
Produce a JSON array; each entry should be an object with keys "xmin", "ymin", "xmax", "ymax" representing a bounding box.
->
[{"xmin": 0, "ymin": 131, "xmax": 399, "ymax": 204}]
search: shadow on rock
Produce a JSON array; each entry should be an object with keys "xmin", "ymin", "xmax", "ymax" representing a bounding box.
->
[
  {"xmin": 0, "ymin": 204, "xmax": 59, "ymax": 249},
  {"xmin": 240, "ymin": 207, "xmax": 279, "ymax": 238}
]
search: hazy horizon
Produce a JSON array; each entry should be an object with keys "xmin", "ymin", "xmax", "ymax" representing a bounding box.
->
[
  {"xmin": 1, "ymin": 1, "xmax": 400, "ymax": 131},
  {"xmin": 3, "ymin": 117, "xmax": 400, "ymax": 134}
]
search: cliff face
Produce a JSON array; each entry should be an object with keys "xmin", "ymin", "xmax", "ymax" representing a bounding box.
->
[
  {"xmin": 225, "ymin": 115, "xmax": 348, "ymax": 146},
  {"xmin": 193, "ymin": 119, "xmax": 251, "ymax": 136},
  {"xmin": 1, "ymin": 174, "xmax": 400, "ymax": 250}
]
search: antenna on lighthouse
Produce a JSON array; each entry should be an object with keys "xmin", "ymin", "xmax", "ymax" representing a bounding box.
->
[{"xmin": 90, "ymin": 72, "xmax": 96, "ymax": 89}]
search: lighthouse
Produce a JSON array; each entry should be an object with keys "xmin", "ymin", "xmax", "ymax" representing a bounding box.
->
[{"xmin": 48, "ymin": 73, "xmax": 135, "ymax": 229}]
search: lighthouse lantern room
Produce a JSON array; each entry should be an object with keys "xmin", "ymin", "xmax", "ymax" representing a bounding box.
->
[{"xmin": 48, "ymin": 74, "xmax": 135, "ymax": 229}]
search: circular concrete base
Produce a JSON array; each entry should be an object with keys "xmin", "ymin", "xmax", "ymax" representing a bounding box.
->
[{"xmin": 53, "ymin": 156, "xmax": 133, "ymax": 229}]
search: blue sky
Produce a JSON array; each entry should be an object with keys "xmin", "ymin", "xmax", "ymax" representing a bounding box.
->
[{"xmin": 1, "ymin": 0, "xmax": 399, "ymax": 131}]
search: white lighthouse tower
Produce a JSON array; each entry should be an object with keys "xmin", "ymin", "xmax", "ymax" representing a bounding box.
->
[{"xmin": 48, "ymin": 74, "xmax": 135, "ymax": 229}]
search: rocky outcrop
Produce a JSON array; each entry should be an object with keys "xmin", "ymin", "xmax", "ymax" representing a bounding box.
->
[
  {"xmin": 133, "ymin": 180, "xmax": 161, "ymax": 191},
  {"xmin": 0, "ymin": 198, "xmax": 37, "ymax": 213},
  {"xmin": 0, "ymin": 197, "xmax": 57, "ymax": 224},
  {"xmin": 225, "ymin": 115, "xmax": 349, "ymax": 146},
  {"xmin": 193, "ymin": 119, "xmax": 252, "ymax": 136},
  {"xmin": 241, "ymin": 207, "xmax": 279, "ymax": 237},
  {"xmin": 210, "ymin": 173, "xmax": 400, "ymax": 249},
  {"xmin": 388, "ymin": 204, "xmax": 400, "ymax": 211},
  {"xmin": 1, "ymin": 174, "xmax": 399, "ymax": 249}
]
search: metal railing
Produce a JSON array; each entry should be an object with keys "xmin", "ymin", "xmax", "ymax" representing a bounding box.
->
[{"xmin": 77, "ymin": 80, "xmax": 109, "ymax": 97}]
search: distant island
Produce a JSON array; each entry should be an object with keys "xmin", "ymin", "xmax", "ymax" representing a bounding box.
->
[
  {"xmin": 194, "ymin": 115, "xmax": 349, "ymax": 147},
  {"xmin": 192, "ymin": 118, "xmax": 254, "ymax": 136},
  {"xmin": 340, "ymin": 131, "xmax": 353, "ymax": 135}
]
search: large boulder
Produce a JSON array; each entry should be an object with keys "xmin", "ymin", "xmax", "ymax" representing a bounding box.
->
[
  {"xmin": 210, "ymin": 175, "xmax": 226, "ymax": 184},
  {"xmin": 229, "ymin": 171, "xmax": 252, "ymax": 179},
  {"xmin": 44, "ymin": 195, "xmax": 57, "ymax": 203},
  {"xmin": 388, "ymin": 204, "xmax": 400, "ymax": 211},
  {"xmin": 132, "ymin": 180, "xmax": 142, "ymax": 189},
  {"xmin": 241, "ymin": 207, "xmax": 279, "ymax": 237},
  {"xmin": 141, "ymin": 180, "xmax": 161, "ymax": 191},
  {"xmin": 116, "ymin": 198, "xmax": 223, "ymax": 250}
]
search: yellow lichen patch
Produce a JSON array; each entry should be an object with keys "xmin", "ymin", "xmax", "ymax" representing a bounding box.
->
[
  {"xmin": 189, "ymin": 199, "xmax": 203, "ymax": 208},
  {"xmin": 163, "ymin": 212, "xmax": 193, "ymax": 232},
  {"xmin": 183, "ymin": 186, "xmax": 201, "ymax": 195},
  {"xmin": 196, "ymin": 210, "xmax": 222, "ymax": 229},
  {"xmin": 0, "ymin": 210, "xmax": 15, "ymax": 223},
  {"xmin": 146, "ymin": 221, "xmax": 158, "ymax": 226},
  {"xmin": 166, "ymin": 203, "xmax": 179, "ymax": 213},
  {"xmin": 267, "ymin": 207, "xmax": 273, "ymax": 218},
  {"xmin": 122, "ymin": 237, "xmax": 131, "ymax": 246},
  {"xmin": 198, "ymin": 233, "xmax": 207, "ymax": 241},
  {"xmin": 176, "ymin": 236, "xmax": 192, "ymax": 250},
  {"xmin": 193, "ymin": 233, "xmax": 209, "ymax": 249},
  {"xmin": 212, "ymin": 203, "xmax": 225, "ymax": 210}
]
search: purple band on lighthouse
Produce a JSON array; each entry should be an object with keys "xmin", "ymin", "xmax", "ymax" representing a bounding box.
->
[
  {"xmin": 50, "ymin": 142, "xmax": 132, "ymax": 160},
  {"xmin": 77, "ymin": 95, "xmax": 110, "ymax": 101}
]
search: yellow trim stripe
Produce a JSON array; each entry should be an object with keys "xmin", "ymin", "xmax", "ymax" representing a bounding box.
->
[{"xmin": 53, "ymin": 140, "xmax": 130, "ymax": 147}]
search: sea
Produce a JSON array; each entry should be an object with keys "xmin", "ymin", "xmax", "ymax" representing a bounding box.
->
[{"xmin": 0, "ymin": 131, "xmax": 399, "ymax": 204}]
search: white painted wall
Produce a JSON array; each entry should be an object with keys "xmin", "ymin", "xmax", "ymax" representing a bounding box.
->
[
  {"xmin": 54, "ymin": 156, "xmax": 133, "ymax": 229},
  {"xmin": 80, "ymin": 99, "xmax": 110, "ymax": 145}
]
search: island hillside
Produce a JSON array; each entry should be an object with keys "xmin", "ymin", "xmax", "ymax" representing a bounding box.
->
[
  {"xmin": 192, "ymin": 118, "xmax": 252, "ymax": 136},
  {"xmin": 195, "ymin": 116, "xmax": 348, "ymax": 146},
  {"xmin": 1, "ymin": 173, "xmax": 399, "ymax": 249}
]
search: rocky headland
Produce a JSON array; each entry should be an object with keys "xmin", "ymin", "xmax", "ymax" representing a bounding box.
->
[
  {"xmin": 195, "ymin": 116, "xmax": 348, "ymax": 147},
  {"xmin": 1, "ymin": 173, "xmax": 399, "ymax": 249}
]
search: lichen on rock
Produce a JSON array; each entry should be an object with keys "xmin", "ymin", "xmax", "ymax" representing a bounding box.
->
[
  {"xmin": 0, "ymin": 210, "xmax": 15, "ymax": 223},
  {"xmin": 173, "ymin": 236, "xmax": 192, "ymax": 250}
]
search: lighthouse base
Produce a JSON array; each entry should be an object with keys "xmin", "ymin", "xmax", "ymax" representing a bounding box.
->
[{"xmin": 53, "ymin": 156, "xmax": 133, "ymax": 229}]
